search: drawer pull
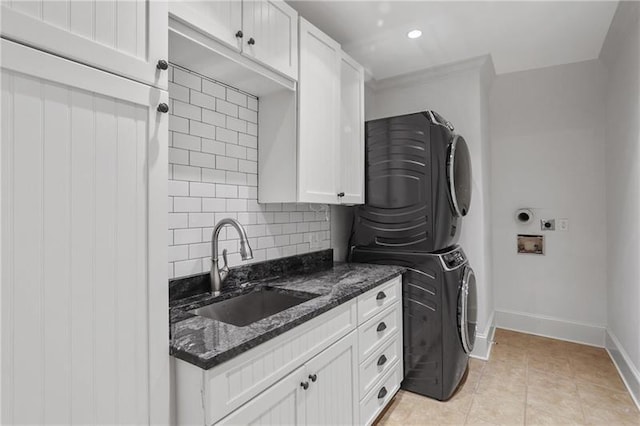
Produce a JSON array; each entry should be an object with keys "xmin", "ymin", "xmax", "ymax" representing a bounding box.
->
[
  {"xmin": 378, "ymin": 386, "xmax": 388, "ymax": 399},
  {"xmin": 300, "ymin": 381, "xmax": 309, "ymax": 390},
  {"xmin": 376, "ymin": 291, "xmax": 387, "ymax": 300},
  {"xmin": 376, "ymin": 322, "xmax": 387, "ymax": 332},
  {"xmin": 309, "ymin": 374, "xmax": 317, "ymax": 382},
  {"xmin": 377, "ymin": 354, "xmax": 387, "ymax": 366}
]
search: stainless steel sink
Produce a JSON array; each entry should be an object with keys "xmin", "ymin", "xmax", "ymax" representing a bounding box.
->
[{"xmin": 189, "ymin": 287, "xmax": 319, "ymax": 327}]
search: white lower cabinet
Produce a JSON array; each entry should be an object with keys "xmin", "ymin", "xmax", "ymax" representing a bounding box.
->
[
  {"xmin": 174, "ymin": 276, "xmax": 403, "ymax": 426},
  {"xmin": 219, "ymin": 331, "xmax": 359, "ymax": 425}
]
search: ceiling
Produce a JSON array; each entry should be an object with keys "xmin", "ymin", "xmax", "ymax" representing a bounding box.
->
[{"xmin": 288, "ymin": 1, "xmax": 618, "ymax": 81}]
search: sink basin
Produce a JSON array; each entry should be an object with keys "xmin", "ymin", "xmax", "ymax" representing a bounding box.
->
[{"xmin": 190, "ymin": 287, "xmax": 319, "ymax": 327}]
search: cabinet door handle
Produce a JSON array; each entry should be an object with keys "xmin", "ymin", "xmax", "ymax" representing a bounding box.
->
[
  {"xmin": 235, "ymin": 30, "xmax": 243, "ymax": 38},
  {"xmin": 378, "ymin": 386, "xmax": 388, "ymax": 399},
  {"xmin": 156, "ymin": 59, "xmax": 168, "ymax": 70},
  {"xmin": 337, "ymin": 192, "xmax": 345, "ymax": 197},
  {"xmin": 248, "ymin": 37, "xmax": 256, "ymax": 45},
  {"xmin": 376, "ymin": 322, "xmax": 387, "ymax": 332},
  {"xmin": 300, "ymin": 381, "xmax": 309, "ymax": 390},
  {"xmin": 308, "ymin": 374, "xmax": 317, "ymax": 382},
  {"xmin": 157, "ymin": 103, "xmax": 169, "ymax": 113},
  {"xmin": 376, "ymin": 291, "xmax": 386, "ymax": 300},
  {"xmin": 377, "ymin": 354, "xmax": 387, "ymax": 366}
]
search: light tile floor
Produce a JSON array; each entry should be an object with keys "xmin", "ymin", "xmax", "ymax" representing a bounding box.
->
[{"xmin": 376, "ymin": 328, "xmax": 640, "ymax": 425}]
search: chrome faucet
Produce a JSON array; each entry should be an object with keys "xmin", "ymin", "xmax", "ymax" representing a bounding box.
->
[{"xmin": 210, "ymin": 218, "xmax": 254, "ymax": 295}]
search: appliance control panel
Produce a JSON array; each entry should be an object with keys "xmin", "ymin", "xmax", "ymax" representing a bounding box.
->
[{"xmin": 441, "ymin": 248, "xmax": 467, "ymax": 269}]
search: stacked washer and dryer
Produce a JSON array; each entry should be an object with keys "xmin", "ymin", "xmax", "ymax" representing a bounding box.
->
[{"xmin": 348, "ymin": 111, "xmax": 478, "ymax": 401}]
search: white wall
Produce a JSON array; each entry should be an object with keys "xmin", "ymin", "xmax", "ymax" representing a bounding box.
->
[
  {"xmin": 490, "ymin": 60, "xmax": 608, "ymax": 344},
  {"xmin": 600, "ymin": 1, "xmax": 640, "ymax": 402},
  {"xmin": 369, "ymin": 57, "xmax": 495, "ymax": 356},
  {"xmin": 168, "ymin": 65, "xmax": 330, "ymax": 279}
]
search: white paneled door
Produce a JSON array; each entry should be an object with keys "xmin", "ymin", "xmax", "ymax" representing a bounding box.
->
[
  {"xmin": 1, "ymin": 0, "xmax": 168, "ymax": 89},
  {"xmin": 298, "ymin": 18, "xmax": 341, "ymax": 204},
  {"xmin": 339, "ymin": 52, "xmax": 365, "ymax": 205},
  {"xmin": 304, "ymin": 331, "xmax": 359, "ymax": 425},
  {"xmin": 242, "ymin": 0, "xmax": 299, "ymax": 80},
  {"xmin": 1, "ymin": 39, "xmax": 169, "ymax": 425}
]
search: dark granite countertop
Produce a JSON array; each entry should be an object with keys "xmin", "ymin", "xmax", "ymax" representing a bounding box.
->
[{"xmin": 169, "ymin": 250, "xmax": 404, "ymax": 370}]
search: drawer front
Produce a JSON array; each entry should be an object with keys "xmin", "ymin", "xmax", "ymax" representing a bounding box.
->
[
  {"xmin": 204, "ymin": 300, "xmax": 357, "ymax": 425},
  {"xmin": 358, "ymin": 303, "xmax": 401, "ymax": 361},
  {"xmin": 359, "ymin": 332, "xmax": 402, "ymax": 398},
  {"xmin": 360, "ymin": 361, "xmax": 402, "ymax": 426},
  {"xmin": 357, "ymin": 276, "xmax": 401, "ymax": 325}
]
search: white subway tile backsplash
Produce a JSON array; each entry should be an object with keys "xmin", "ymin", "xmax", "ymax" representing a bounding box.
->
[
  {"xmin": 174, "ymin": 68, "xmax": 201, "ymax": 90},
  {"xmin": 168, "ymin": 64, "xmax": 330, "ymax": 278},
  {"xmin": 201, "ymin": 138, "xmax": 226, "ymax": 155},
  {"xmin": 174, "ymin": 197, "xmax": 202, "ymax": 213},
  {"xmin": 190, "ymin": 121, "xmax": 216, "ymax": 139},
  {"xmin": 238, "ymin": 133, "xmax": 257, "ymax": 148},
  {"xmin": 202, "ymin": 169, "xmax": 226, "ymax": 183},
  {"xmin": 169, "ymin": 82, "xmax": 190, "ymax": 102},
  {"xmin": 247, "ymin": 97, "xmax": 258, "ymax": 111},
  {"xmin": 169, "ymin": 148, "xmax": 189, "ymax": 165},
  {"xmin": 173, "ymin": 133, "xmax": 201, "ymax": 151},
  {"xmin": 190, "ymin": 182, "xmax": 216, "ymax": 197},
  {"xmin": 216, "ymin": 184, "xmax": 238, "ymax": 198},
  {"xmin": 226, "ymin": 89, "xmax": 247, "ymax": 107},
  {"xmin": 174, "ymin": 228, "xmax": 202, "ymax": 245},
  {"xmin": 169, "ymin": 115, "xmax": 189, "ymax": 133},
  {"xmin": 173, "ymin": 164, "xmax": 201, "ymax": 182},
  {"xmin": 216, "ymin": 98, "xmax": 239, "ymax": 117},
  {"xmin": 226, "ymin": 116, "xmax": 247, "ymax": 133},
  {"xmin": 202, "ymin": 79, "xmax": 226, "ymax": 98},
  {"xmin": 202, "ymin": 109, "xmax": 226, "ymax": 127},
  {"xmin": 217, "ymin": 128, "xmax": 239, "ymax": 144},
  {"xmin": 173, "ymin": 100, "xmax": 201, "ymax": 121},
  {"xmin": 189, "ymin": 151, "xmax": 216, "ymax": 168},
  {"xmin": 239, "ymin": 107, "xmax": 258, "ymax": 123},
  {"xmin": 190, "ymin": 90, "xmax": 217, "ymax": 110}
]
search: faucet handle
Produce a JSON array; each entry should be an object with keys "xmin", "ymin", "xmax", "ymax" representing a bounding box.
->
[{"xmin": 221, "ymin": 249, "xmax": 229, "ymax": 270}]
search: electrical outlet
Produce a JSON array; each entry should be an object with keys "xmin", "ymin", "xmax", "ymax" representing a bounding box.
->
[{"xmin": 558, "ymin": 218, "xmax": 569, "ymax": 231}]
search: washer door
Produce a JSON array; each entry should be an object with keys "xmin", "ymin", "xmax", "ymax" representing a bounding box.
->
[
  {"xmin": 458, "ymin": 266, "xmax": 477, "ymax": 353},
  {"xmin": 447, "ymin": 135, "xmax": 472, "ymax": 217}
]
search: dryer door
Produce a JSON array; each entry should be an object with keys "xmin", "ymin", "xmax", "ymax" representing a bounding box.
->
[
  {"xmin": 447, "ymin": 135, "xmax": 472, "ymax": 217},
  {"xmin": 458, "ymin": 265, "xmax": 477, "ymax": 353}
]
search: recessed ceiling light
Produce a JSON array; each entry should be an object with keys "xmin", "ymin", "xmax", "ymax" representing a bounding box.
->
[{"xmin": 407, "ymin": 29, "xmax": 422, "ymax": 39}]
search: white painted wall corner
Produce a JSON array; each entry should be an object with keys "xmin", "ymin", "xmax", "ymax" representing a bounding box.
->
[
  {"xmin": 606, "ymin": 330, "xmax": 640, "ymax": 411},
  {"xmin": 471, "ymin": 310, "xmax": 495, "ymax": 361}
]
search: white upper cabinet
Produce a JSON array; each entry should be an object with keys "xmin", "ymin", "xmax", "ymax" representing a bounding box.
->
[
  {"xmin": 297, "ymin": 18, "xmax": 341, "ymax": 204},
  {"xmin": 169, "ymin": 0, "xmax": 243, "ymax": 51},
  {"xmin": 0, "ymin": 0, "xmax": 168, "ymax": 89},
  {"xmin": 339, "ymin": 52, "xmax": 365, "ymax": 205},
  {"xmin": 242, "ymin": 0, "xmax": 298, "ymax": 80},
  {"xmin": 259, "ymin": 18, "xmax": 365, "ymax": 205},
  {"xmin": 169, "ymin": 0, "xmax": 298, "ymax": 81}
]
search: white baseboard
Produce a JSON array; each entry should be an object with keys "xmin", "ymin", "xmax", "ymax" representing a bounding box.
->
[
  {"xmin": 494, "ymin": 309, "xmax": 606, "ymax": 347},
  {"xmin": 606, "ymin": 330, "xmax": 640, "ymax": 410},
  {"xmin": 471, "ymin": 311, "xmax": 495, "ymax": 360}
]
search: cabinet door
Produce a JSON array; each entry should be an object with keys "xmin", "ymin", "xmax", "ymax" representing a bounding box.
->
[
  {"xmin": 218, "ymin": 367, "xmax": 306, "ymax": 425},
  {"xmin": 1, "ymin": 0, "xmax": 168, "ymax": 89},
  {"xmin": 304, "ymin": 331, "xmax": 359, "ymax": 425},
  {"xmin": 298, "ymin": 18, "xmax": 341, "ymax": 204},
  {"xmin": 169, "ymin": 0, "xmax": 243, "ymax": 53},
  {"xmin": 339, "ymin": 52, "xmax": 365, "ymax": 205},
  {"xmin": 1, "ymin": 39, "xmax": 168, "ymax": 425},
  {"xmin": 242, "ymin": 0, "xmax": 298, "ymax": 80}
]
